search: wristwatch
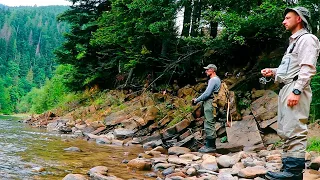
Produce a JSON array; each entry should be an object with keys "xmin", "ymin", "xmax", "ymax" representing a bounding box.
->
[{"xmin": 292, "ymin": 89, "xmax": 301, "ymax": 95}]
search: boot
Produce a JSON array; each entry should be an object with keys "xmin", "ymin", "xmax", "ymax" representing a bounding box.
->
[
  {"xmin": 265, "ymin": 157, "xmax": 304, "ymax": 180},
  {"xmin": 198, "ymin": 138, "xmax": 216, "ymax": 153}
]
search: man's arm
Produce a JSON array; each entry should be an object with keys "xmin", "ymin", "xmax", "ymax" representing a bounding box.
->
[
  {"xmin": 294, "ymin": 35, "xmax": 319, "ymax": 91},
  {"xmin": 194, "ymin": 78, "xmax": 217, "ymax": 103}
]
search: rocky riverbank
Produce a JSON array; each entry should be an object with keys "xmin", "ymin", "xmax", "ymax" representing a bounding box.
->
[{"xmin": 22, "ymin": 81, "xmax": 320, "ymax": 179}]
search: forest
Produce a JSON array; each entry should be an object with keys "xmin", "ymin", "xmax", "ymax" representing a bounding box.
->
[
  {"xmin": 0, "ymin": 0, "xmax": 319, "ymax": 120},
  {"xmin": 0, "ymin": 5, "xmax": 68, "ymax": 113}
]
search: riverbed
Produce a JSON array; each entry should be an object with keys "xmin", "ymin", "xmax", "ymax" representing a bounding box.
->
[{"xmin": 0, "ymin": 116, "xmax": 149, "ymax": 179}]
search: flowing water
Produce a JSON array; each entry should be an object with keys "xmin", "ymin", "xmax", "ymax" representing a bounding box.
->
[{"xmin": 0, "ymin": 116, "xmax": 151, "ymax": 180}]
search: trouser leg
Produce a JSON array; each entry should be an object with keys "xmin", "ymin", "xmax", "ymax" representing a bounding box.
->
[
  {"xmin": 277, "ymin": 83, "xmax": 311, "ymax": 158},
  {"xmin": 266, "ymin": 83, "xmax": 311, "ymax": 180},
  {"xmin": 203, "ymin": 99, "xmax": 216, "ymax": 140}
]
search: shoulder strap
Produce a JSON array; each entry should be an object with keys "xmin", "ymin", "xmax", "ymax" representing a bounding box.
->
[{"xmin": 289, "ymin": 33, "xmax": 309, "ymax": 53}]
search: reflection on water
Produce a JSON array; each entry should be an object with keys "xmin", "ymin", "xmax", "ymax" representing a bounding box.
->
[{"xmin": 0, "ymin": 116, "xmax": 151, "ymax": 179}]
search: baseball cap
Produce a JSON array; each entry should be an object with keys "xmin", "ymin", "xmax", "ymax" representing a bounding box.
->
[
  {"xmin": 203, "ymin": 64, "xmax": 217, "ymax": 71},
  {"xmin": 284, "ymin": 6, "xmax": 311, "ymax": 32}
]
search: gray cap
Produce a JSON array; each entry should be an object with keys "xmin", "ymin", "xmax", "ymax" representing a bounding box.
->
[
  {"xmin": 203, "ymin": 64, "xmax": 217, "ymax": 71},
  {"xmin": 284, "ymin": 6, "xmax": 311, "ymax": 32}
]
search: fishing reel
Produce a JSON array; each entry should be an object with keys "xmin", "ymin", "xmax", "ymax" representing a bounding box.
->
[{"xmin": 259, "ymin": 77, "xmax": 273, "ymax": 85}]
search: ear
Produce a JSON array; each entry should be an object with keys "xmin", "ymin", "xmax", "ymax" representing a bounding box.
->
[{"xmin": 296, "ymin": 16, "xmax": 302, "ymax": 23}]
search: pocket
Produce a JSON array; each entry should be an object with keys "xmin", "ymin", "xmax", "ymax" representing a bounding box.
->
[{"xmin": 277, "ymin": 55, "xmax": 291, "ymax": 75}]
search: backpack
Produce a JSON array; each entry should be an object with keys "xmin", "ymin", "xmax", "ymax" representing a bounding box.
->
[{"xmin": 213, "ymin": 81, "xmax": 229, "ymax": 109}]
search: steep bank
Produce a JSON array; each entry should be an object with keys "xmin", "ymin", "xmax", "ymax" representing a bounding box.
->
[{"xmin": 23, "ymin": 79, "xmax": 320, "ymax": 179}]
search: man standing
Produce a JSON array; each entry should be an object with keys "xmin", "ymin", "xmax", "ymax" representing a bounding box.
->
[
  {"xmin": 261, "ymin": 7, "xmax": 319, "ymax": 180},
  {"xmin": 193, "ymin": 64, "xmax": 221, "ymax": 153}
]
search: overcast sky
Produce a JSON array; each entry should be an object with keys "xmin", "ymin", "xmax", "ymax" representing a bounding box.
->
[{"xmin": 0, "ymin": 0, "xmax": 71, "ymax": 6}]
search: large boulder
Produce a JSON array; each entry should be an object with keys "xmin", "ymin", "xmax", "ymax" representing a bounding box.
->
[
  {"xmin": 251, "ymin": 90, "xmax": 278, "ymax": 122},
  {"xmin": 223, "ymin": 115, "xmax": 264, "ymax": 152}
]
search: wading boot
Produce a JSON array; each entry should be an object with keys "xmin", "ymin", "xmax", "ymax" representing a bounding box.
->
[
  {"xmin": 198, "ymin": 138, "xmax": 216, "ymax": 153},
  {"xmin": 265, "ymin": 157, "xmax": 304, "ymax": 180}
]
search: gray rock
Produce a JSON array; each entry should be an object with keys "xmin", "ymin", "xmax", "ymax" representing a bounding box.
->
[
  {"xmin": 217, "ymin": 155, "xmax": 235, "ymax": 168},
  {"xmin": 168, "ymin": 146, "xmax": 191, "ymax": 155},
  {"xmin": 62, "ymin": 174, "xmax": 88, "ymax": 180},
  {"xmin": 114, "ymin": 128, "xmax": 136, "ymax": 138},
  {"xmin": 163, "ymin": 167, "xmax": 175, "ymax": 176},
  {"xmin": 144, "ymin": 172, "xmax": 157, "ymax": 178},
  {"xmin": 96, "ymin": 138, "xmax": 111, "ymax": 144},
  {"xmin": 225, "ymin": 115, "xmax": 264, "ymax": 152},
  {"xmin": 201, "ymin": 154, "xmax": 219, "ymax": 172},
  {"xmin": 64, "ymin": 147, "xmax": 82, "ymax": 152}
]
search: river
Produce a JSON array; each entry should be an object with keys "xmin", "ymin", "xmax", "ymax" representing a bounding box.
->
[{"xmin": 0, "ymin": 116, "xmax": 150, "ymax": 180}]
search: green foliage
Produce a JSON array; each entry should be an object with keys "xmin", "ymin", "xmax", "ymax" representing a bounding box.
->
[
  {"xmin": 17, "ymin": 65, "xmax": 72, "ymax": 113},
  {"xmin": 307, "ymin": 137, "xmax": 320, "ymax": 152},
  {"xmin": 168, "ymin": 115, "xmax": 183, "ymax": 127},
  {"xmin": 0, "ymin": 5, "xmax": 68, "ymax": 113},
  {"xmin": 310, "ymin": 65, "xmax": 320, "ymax": 121}
]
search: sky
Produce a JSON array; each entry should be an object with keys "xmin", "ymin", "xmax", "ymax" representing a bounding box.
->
[{"xmin": 0, "ymin": 0, "xmax": 72, "ymax": 6}]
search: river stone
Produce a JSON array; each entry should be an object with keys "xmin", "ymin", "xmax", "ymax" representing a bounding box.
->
[
  {"xmin": 88, "ymin": 166, "xmax": 124, "ymax": 180},
  {"xmin": 186, "ymin": 167, "xmax": 197, "ymax": 176},
  {"xmin": 168, "ymin": 146, "xmax": 191, "ymax": 155},
  {"xmin": 88, "ymin": 166, "xmax": 108, "ymax": 176},
  {"xmin": 238, "ymin": 166, "xmax": 267, "ymax": 178},
  {"xmin": 163, "ymin": 167, "xmax": 175, "ymax": 176},
  {"xmin": 166, "ymin": 171, "xmax": 187, "ymax": 178},
  {"xmin": 145, "ymin": 150, "xmax": 161, "ymax": 157},
  {"xmin": 201, "ymin": 154, "xmax": 218, "ymax": 172},
  {"xmin": 96, "ymin": 137, "xmax": 112, "ymax": 144},
  {"xmin": 310, "ymin": 156, "xmax": 320, "ymax": 170},
  {"xmin": 266, "ymin": 154, "xmax": 281, "ymax": 163},
  {"xmin": 75, "ymin": 124, "xmax": 87, "ymax": 130},
  {"xmin": 179, "ymin": 153, "xmax": 201, "ymax": 161},
  {"xmin": 64, "ymin": 147, "xmax": 82, "ymax": 152},
  {"xmin": 166, "ymin": 176, "xmax": 185, "ymax": 180},
  {"xmin": 231, "ymin": 162, "xmax": 245, "ymax": 175},
  {"xmin": 112, "ymin": 139, "xmax": 124, "ymax": 146},
  {"xmin": 32, "ymin": 167, "xmax": 45, "ymax": 172},
  {"xmin": 153, "ymin": 163, "xmax": 175, "ymax": 171},
  {"xmin": 218, "ymin": 172, "xmax": 237, "ymax": 180},
  {"xmin": 304, "ymin": 169, "xmax": 320, "ymax": 180},
  {"xmin": 47, "ymin": 121, "xmax": 59, "ymax": 132},
  {"xmin": 114, "ymin": 128, "xmax": 135, "ymax": 138},
  {"xmin": 217, "ymin": 155, "xmax": 236, "ymax": 168},
  {"xmin": 74, "ymin": 130, "xmax": 83, "ymax": 137},
  {"xmin": 168, "ymin": 155, "xmax": 191, "ymax": 165},
  {"xmin": 62, "ymin": 174, "xmax": 88, "ymax": 180},
  {"xmin": 151, "ymin": 157, "xmax": 168, "ymax": 164},
  {"xmin": 144, "ymin": 172, "xmax": 157, "ymax": 178},
  {"xmin": 127, "ymin": 158, "xmax": 152, "ymax": 170},
  {"xmin": 138, "ymin": 153, "xmax": 153, "ymax": 159},
  {"xmin": 152, "ymin": 146, "xmax": 167, "ymax": 154}
]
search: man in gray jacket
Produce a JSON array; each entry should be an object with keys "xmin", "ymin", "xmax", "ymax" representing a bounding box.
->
[
  {"xmin": 261, "ymin": 6, "xmax": 320, "ymax": 180},
  {"xmin": 193, "ymin": 64, "xmax": 221, "ymax": 153}
]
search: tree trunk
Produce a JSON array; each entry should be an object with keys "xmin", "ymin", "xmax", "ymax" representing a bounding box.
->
[
  {"xmin": 181, "ymin": 0, "xmax": 192, "ymax": 37},
  {"xmin": 190, "ymin": 0, "xmax": 201, "ymax": 37},
  {"xmin": 210, "ymin": 21, "xmax": 218, "ymax": 38},
  {"xmin": 161, "ymin": 39, "xmax": 168, "ymax": 57}
]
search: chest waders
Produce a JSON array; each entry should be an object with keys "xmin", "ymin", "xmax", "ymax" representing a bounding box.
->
[{"xmin": 266, "ymin": 34, "xmax": 310, "ymax": 180}]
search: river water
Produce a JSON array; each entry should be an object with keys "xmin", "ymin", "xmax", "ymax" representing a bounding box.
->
[{"xmin": 0, "ymin": 116, "xmax": 150, "ymax": 180}]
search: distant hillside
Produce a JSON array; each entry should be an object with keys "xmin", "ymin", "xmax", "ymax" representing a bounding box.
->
[{"xmin": 0, "ymin": 5, "xmax": 69, "ymax": 114}]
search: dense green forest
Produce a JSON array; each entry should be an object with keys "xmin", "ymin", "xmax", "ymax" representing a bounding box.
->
[
  {"xmin": 0, "ymin": 5, "xmax": 68, "ymax": 113},
  {"xmin": 1, "ymin": 0, "xmax": 320, "ymax": 120}
]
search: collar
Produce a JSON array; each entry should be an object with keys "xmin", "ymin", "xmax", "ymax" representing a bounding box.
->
[{"xmin": 289, "ymin": 29, "xmax": 308, "ymax": 42}]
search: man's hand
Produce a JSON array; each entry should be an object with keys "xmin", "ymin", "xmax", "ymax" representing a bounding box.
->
[
  {"xmin": 287, "ymin": 92, "xmax": 300, "ymax": 107},
  {"xmin": 261, "ymin": 68, "xmax": 274, "ymax": 77},
  {"xmin": 192, "ymin": 98, "xmax": 197, "ymax": 105}
]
